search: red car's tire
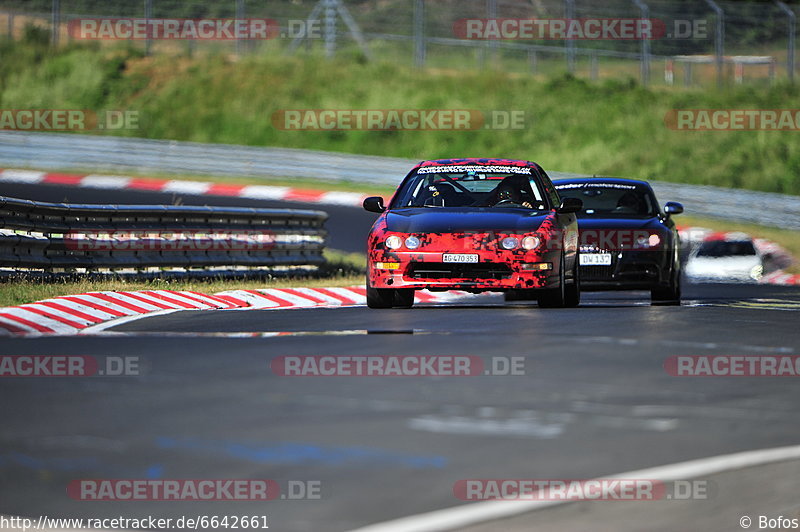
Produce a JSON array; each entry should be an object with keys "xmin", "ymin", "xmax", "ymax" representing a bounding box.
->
[
  {"xmin": 367, "ymin": 285, "xmax": 395, "ymax": 308},
  {"xmin": 393, "ymin": 289, "xmax": 415, "ymax": 309},
  {"xmin": 504, "ymin": 289, "xmax": 537, "ymax": 302},
  {"xmin": 366, "ymin": 279, "xmax": 415, "ymax": 309},
  {"xmin": 564, "ymin": 257, "xmax": 581, "ymax": 308},
  {"xmin": 538, "ymin": 255, "xmax": 567, "ymax": 308}
]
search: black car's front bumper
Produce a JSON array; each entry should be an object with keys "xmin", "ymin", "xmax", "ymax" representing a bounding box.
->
[{"xmin": 580, "ymin": 250, "xmax": 673, "ymax": 291}]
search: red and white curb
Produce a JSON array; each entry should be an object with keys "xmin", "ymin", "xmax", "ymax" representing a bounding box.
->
[
  {"xmin": 761, "ymin": 271, "xmax": 800, "ymax": 285},
  {"xmin": 0, "ymin": 287, "xmax": 482, "ymax": 336},
  {"xmin": 0, "ymin": 169, "xmax": 368, "ymax": 207}
]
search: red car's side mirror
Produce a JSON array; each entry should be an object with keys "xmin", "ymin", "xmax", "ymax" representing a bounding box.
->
[{"xmin": 363, "ymin": 196, "xmax": 386, "ymax": 213}]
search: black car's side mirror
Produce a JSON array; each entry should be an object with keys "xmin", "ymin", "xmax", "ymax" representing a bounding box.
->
[
  {"xmin": 363, "ymin": 196, "xmax": 386, "ymax": 213},
  {"xmin": 664, "ymin": 202, "xmax": 684, "ymax": 216},
  {"xmin": 556, "ymin": 197, "xmax": 583, "ymax": 214}
]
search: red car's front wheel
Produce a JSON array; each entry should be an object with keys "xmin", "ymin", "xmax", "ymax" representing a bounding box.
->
[{"xmin": 366, "ymin": 278, "xmax": 414, "ymax": 309}]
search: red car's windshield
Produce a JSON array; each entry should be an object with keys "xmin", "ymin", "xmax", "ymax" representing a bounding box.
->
[{"xmin": 392, "ymin": 170, "xmax": 548, "ymax": 210}]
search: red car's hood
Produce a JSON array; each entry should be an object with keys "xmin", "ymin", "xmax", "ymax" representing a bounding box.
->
[{"xmin": 383, "ymin": 208, "xmax": 552, "ymax": 234}]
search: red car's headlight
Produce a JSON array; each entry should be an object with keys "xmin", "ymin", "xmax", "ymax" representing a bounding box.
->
[
  {"xmin": 385, "ymin": 235, "xmax": 403, "ymax": 250},
  {"xmin": 522, "ymin": 236, "xmax": 541, "ymax": 250},
  {"xmin": 501, "ymin": 237, "xmax": 519, "ymax": 250},
  {"xmin": 405, "ymin": 236, "xmax": 421, "ymax": 250}
]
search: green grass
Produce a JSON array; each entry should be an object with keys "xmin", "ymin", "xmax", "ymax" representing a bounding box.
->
[{"xmin": 1, "ymin": 37, "xmax": 800, "ymax": 195}]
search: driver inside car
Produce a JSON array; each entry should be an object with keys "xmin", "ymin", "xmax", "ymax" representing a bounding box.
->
[
  {"xmin": 488, "ymin": 176, "xmax": 535, "ymax": 208},
  {"xmin": 495, "ymin": 187, "xmax": 533, "ymax": 208}
]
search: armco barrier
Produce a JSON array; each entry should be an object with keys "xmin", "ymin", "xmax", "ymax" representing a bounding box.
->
[{"xmin": 0, "ymin": 196, "xmax": 327, "ymax": 272}]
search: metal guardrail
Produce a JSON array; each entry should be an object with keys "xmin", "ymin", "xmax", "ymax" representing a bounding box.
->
[
  {"xmin": 0, "ymin": 195, "xmax": 327, "ymax": 271},
  {"xmin": 0, "ymin": 131, "xmax": 415, "ymax": 185},
  {"xmin": 1, "ymin": 131, "xmax": 799, "ymax": 230}
]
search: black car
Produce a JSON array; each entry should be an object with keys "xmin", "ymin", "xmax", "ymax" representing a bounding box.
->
[{"xmin": 553, "ymin": 177, "xmax": 683, "ymax": 305}]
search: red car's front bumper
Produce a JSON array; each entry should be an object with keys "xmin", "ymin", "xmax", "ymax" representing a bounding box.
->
[{"xmin": 367, "ymin": 231, "xmax": 563, "ymax": 292}]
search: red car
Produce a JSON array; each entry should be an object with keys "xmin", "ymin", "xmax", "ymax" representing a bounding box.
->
[{"xmin": 362, "ymin": 158, "xmax": 582, "ymax": 309}]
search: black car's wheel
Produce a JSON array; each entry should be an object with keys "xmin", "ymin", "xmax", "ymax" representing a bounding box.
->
[
  {"xmin": 564, "ymin": 257, "xmax": 581, "ymax": 308},
  {"xmin": 651, "ymin": 271, "xmax": 681, "ymax": 306},
  {"xmin": 538, "ymin": 257, "xmax": 567, "ymax": 308},
  {"xmin": 393, "ymin": 289, "xmax": 415, "ymax": 309}
]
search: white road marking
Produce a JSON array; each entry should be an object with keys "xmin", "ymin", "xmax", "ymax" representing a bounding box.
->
[{"xmin": 349, "ymin": 444, "xmax": 800, "ymax": 532}]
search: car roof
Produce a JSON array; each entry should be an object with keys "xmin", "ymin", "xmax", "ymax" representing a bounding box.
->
[
  {"xmin": 703, "ymin": 231, "xmax": 754, "ymax": 243},
  {"xmin": 552, "ymin": 176, "xmax": 652, "ymax": 188},
  {"xmin": 415, "ymin": 158, "xmax": 541, "ymax": 169}
]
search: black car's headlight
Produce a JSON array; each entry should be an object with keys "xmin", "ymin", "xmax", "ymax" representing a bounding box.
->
[{"xmin": 634, "ymin": 233, "xmax": 663, "ymax": 249}]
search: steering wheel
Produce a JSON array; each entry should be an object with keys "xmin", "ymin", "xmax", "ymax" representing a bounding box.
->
[{"xmin": 495, "ymin": 199, "xmax": 523, "ymax": 207}]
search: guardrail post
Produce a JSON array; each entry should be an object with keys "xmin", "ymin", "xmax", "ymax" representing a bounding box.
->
[
  {"xmin": 288, "ymin": 1, "xmax": 324, "ymax": 55},
  {"xmin": 704, "ymin": 0, "xmax": 724, "ymax": 88},
  {"xmin": 565, "ymin": 0, "xmax": 576, "ymax": 73},
  {"xmin": 414, "ymin": 0, "xmax": 426, "ymax": 68},
  {"xmin": 665, "ymin": 58, "xmax": 674, "ymax": 85},
  {"xmin": 51, "ymin": 0, "xmax": 60, "ymax": 46},
  {"xmin": 236, "ymin": 0, "xmax": 245, "ymax": 56},
  {"xmin": 487, "ymin": 0, "xmax": 497, "ymax": 64},
  {"xmin": 590, "ymin": 51, "xmax": 598, "ymax": 80},
  {"xmin": 633, "ymin": 0, "xmax": 650, "ymax": 86},
  {"xmin": 529, "ymin": 49, "xmax": 538, "ymax": 74},
  {"xmin": 6, "ymin": 10, "xmax": 13, "ymax": 41},
  {"xmin": 324, "ymin": 0, "xmax": 337, "ymax": 58},
  {"xmin": 776, "ymin": 1, "xmax": 796, "ymax": 84},
  {"xmin": 144, "ymin": 0, "xmax": 152, "ymax": 56}
]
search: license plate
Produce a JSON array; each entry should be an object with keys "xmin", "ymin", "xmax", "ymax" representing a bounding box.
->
[
  {"xmin": 580, "ymin": 253, "xmax": 612, "ymax": 266},
  {"xmin": 442, "ymin": 253, "xmax": 479, "ymax": 263}
]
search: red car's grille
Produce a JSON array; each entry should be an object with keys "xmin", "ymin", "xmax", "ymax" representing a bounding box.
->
[{"xmin": 406, "ymin": 262, "xmax": 512, "ymax": 280}]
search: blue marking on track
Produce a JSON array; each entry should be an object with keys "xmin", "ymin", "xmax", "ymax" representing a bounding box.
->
[{"xmin": 155, "ymin": 436, "xmax": 447, "ymax": 469}]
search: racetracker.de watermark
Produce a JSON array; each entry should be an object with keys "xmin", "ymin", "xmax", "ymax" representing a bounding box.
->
[
  {"xmin": 63, "ymin": 230, "xmax": 277, "ymax": 252},
  {"xmin": 68, "ymin": 18, "xmax": 279, "ymax": 40},
  {"xmin": 0, "ymin": 110, "xmax": 138, "ymax": 131},
  {"xmin": 271, "ymin": 110, "xmax": 526, "ymax": 131},
  {"xmin": 270, "ymin": 355, "xmax": 525, "ymax": 376},
  {"xmin": 453, "ymin": 18, "xmax": 707, "ymax": 40},
  {"xmin": 67, "ymin": 479, "xmax": 322, "ymax": 501},
  {"xmin": 454, "ymin": 479, "xmax": 712, "ymax": 501},
  {"xmin": 664, "ymin": 356, "xmax": 800, "ymax": 377},
  {"xmin": 0, "ymin": 356, "xmax": 140, "ymax": 377},
  {"xmin": 665, "ymin": 109, "xmax": 800, "ymax": 131}
]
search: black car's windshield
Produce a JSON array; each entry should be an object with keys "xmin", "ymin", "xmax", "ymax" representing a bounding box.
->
[
  {"xmin": 392, "ymin": 169, "xmax": 548, "ymax": 210},
  {"xmin": 696, "ymin": 240, "xmax": 758, "ymax": 258},
  {"xmin": 555, "ymin": 182, "xmax": 658, "ymax": 218}
]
